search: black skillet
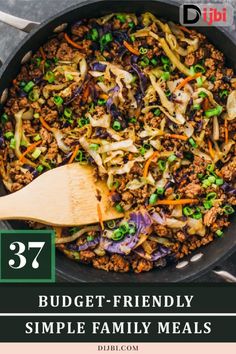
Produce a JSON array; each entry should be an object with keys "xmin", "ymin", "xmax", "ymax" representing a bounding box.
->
[{"xmin": 0, "ymin": 0, "xmax": 235, "ymax": 282}]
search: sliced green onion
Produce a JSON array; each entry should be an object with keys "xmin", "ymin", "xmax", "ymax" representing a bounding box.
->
[
  {"xmin": 193, "ymin": 64, "xmax": 205, "ymax": 73},
  {"xmin": 45, "ymin": 59, "xmax": 51, "ymax": 68},
  {"xmin": 153, "ymin": 108, "xmax": 161, "ymax": 116},
  {"xmin": 66, "ymin": 74, "xmax": 74, "ymax": 81},
  {"xmin": 130, "ymin": 35, "xmax": 135, "ymax": 42},
  {"xmin": 210, "ymin": 76, "xmax": 216, "ymax": 83},
  {"xmin": 78, "ymin": 117, "xmax": 89, "ymax": 127},
  {"xmin": 33, "ymin": 134, "xmax": 41, "ymax": 142},
  {"xmin": 161, "ymin": 56, "xmax": 170, "ymax": 64},
  {"xmin": 163, "ymin": 63, "xmax": 170, "ymax": 72},
  {"xmin": 112, "ymin": 181, "xmax": 120, "ymax": 189},
  {"xmin": 107, "ymin": 220, "xmax": 116, "ymax": 229},
  {"xmin": 216, "ymin": 229, "xmax": 224, "ymax": 237},
  {"xmin": 202, "ymin": 179, "xmax": 211, "ymax": 188},
  {"xmin": 28, "ymin": 90, "xmax": 39, "ymax": 102},
  {"xmin": 53, "ymin": 57, "xmax": 59, "ymax": 64},
  {"xmin": 223, "ymin": 205, "xmax": 234, "ymax": 215},
  {"xmin": 196, "ymin": 76, "xmax": 203, "ymax": 87},
  {"xmin": 207, "ymin": 164, "xmax": 214, "ymax": 173},
  {"xmin": 89, "ymin": 143, "xmax": 99, "ymax": 151},
  {"xmin": 161, "ymin": 72, "xmax": 170, "ymax": 81},
  {"xmin": 203, "ymin": 200, "xmax": 212, "ymax": 209},
  {"xmin": 208, "ymin": 176, "xmax": 216, "ymax": 184},
  {"xmin": 45, "ymin": 71, "xmax": 55, "ymax": 83},
  {"xmin": 158, "ymin": 159, "xmax": 166, "ymax": 171},
  {"xmin": 215, "ymin": 178, "xmax": 224, "ymax": 186},
  {"xmin": 206, "ymin": 192, "xmax": 217, "ymax": 201},
  {"xmin": 19, "ymin": 81, "xmax": 26, "ymax": 88},
  {"xmin": 34, "ymin": 113, "xmax": 40, "ymax": 119},
  {"xmin": 151, "ymin": 58, "xmax": 158, "ymax": 66},
  {"xmin": 119, "ymin": 222, "xmax": 130, "ymax": 233},
  {"xmin": 31, "ymin": 148, "xmax": 41, "ymax": 160},
  {"xmin": 168, "ymin": 154, "xmax": 177, "ymax": 163},
  {"xmin": 197, "ymin": 173, "xmax": 204, "ymax": 179},
  {"xmin": 149, "ymin": 193, "xmax": 158, "ymax": 205},
  {"xmin": 1, "ymin": 113, "xmax": 8, "ymax": 124},
  {"xmin": 219, "ymin": 89, "xmax": 229, "ymax": 99},
  {"xmin": 199, "ymin": 91, "xmax": 207, "ymax": 98},
  {"xmin": 75, "ymin": 150, "xmax": 84, "ymax": 162},
  {"xmin": 157, "ymin": 187, "xmax": 164, "ymax": 195},
  {"xmin": 183, "ymin": 206, "xmax": 194, "ymax": 216},
  {"xmin": 192, "ymin": 208, "xmax": 202, "ymax": 219},
  {"xmin": 193, "ymin": 104, "xmax": 201, "ymax": 110},
  {"xmin": 36, "ymin": 58, "xmax": 42, "ymax": 67},
  {"xmin": 139, "ymin": 47, "xmax": 148, "ymax": 54},
  {"xmin": 205, "ymin": 105, "xmax": 223, "ymax": 118},
  {"xmin": 98, "ymin": 98, "xmax": 106, "ymax": 106},
  {"xmin": 23, "ymin": 81, "xmax": 35, "ymax": 93},
  {"xmin": 64, "ymin": 108, "xmax": 72, "ymax": 118},
  {"xmin": 140, "ymin": 56, "xmax": 149, "ymax": 67},
  {"xmin": 189, "ymin": 138, "xmax": 198, "ymax": 148},
  {"xmin": 90, "ymin": 28, "xmax": 99, "ymax": 41},
  {"xmin": 139, "ymin": 146, "xmax": 146, "ymax": 155},
  {"xmin": 129, "ymin": 117, "xmax": 136, "ymax": 123},
  {"xmin": 20, "ymin": 140, "xmax": 28, "ymax": 147},
  {"xmin": 4, "ymin": 132, "xmax": 14, "ymax": 140},
  {"xmin": 115, "ymin": 203, "xmax": 124, "ymax": 213},
  {"xmin": 112, "ymin": 229, "xmax": 124, "ymax": 241},
  {"xmin": 165, "ymin": 89, "xmax": 171, "ymax": 97},
  {"xmin": 128, "ymin": 21, "xmax": 135, "ymax": 29},
  {"xmin": 100, "ymin": 33, "xmax": 113, "ymax": 50},
  {"xmin": 10, "ymin": 138, "xmax": 16, "ymax": 149},
  {"xmin": 53, "ymin": 95, "xmax": 63, "ymax": 106},
  {"xmin": 112, "ymin": 120, "xmax": 121, "ymax": 131},
  {"xmin": 36, "ymin": 165, "xmax": 44, "ymax": 173},
  {"xmin": 116, "ymin": 14, "xmax": 126, "ymax": 23},
  {"xmin": 87, "ymin": 235, "xmax": 94, "ymax": 242}
]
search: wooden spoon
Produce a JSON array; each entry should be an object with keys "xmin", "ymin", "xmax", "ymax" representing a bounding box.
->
[{"xmin": 0, "ymin": 163, "xmax": 123, "ymax": 226}]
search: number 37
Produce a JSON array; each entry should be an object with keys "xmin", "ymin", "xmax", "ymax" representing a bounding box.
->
[{"xmin": 9, "ymin": 242, "xmax": 45, "ymax": 269}]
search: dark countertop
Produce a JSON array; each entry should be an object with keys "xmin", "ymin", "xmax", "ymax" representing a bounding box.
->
[{"xmin": 0, "ymin": 0, "xmax": 235, "ymax": 282}]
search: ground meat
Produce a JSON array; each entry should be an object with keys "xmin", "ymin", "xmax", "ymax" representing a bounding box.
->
[
  {"xmin": 56, "ymin": 43, "xmax": 74, "ymax": 61},
  {"xmin": 71, "ymin": 24, "xmax": 89, "ymax": 37},
  {"xmin": 80, "ymin": 250, "xmax": 95, "ymax": 261},
  {"xmin": 122, "ymin": 191, "xmax": 133, "ymax": 203},
  {"xmin": 221, "ymin": 157, "xmax": 236, "ymax": 181},
  {"xmin": 40, "ymin": 127, "xmax": 53, "ymax": 145},
  {"xmin": 185, "ymin": 53, "xmax": 196, "ymax": 66},
  {"xmin": 9, "ymin": 163, "xmax": 34, "ymax": 192},
  {"xmin": 131, "ymin": 257, "xmax": 153, "ymax": 273},
  {"xmin": 92, "ymin": 254, "xmax": 130, "ymax": 272},
  {"xmin": 203, "ymin": 207, "xmax": 221, "ymax": 227},
  {"xmin": 182, "ymin": 182, "xmax": 202, "ymax": 198},
  {"xmin": 45, "ymin": 141, "xmax": 58, "ymax": 160},
  {"xmin": 42, "ymin": 107, "xmax": 58, "ymax": 124},
  {"xmin": 43, "ymin": 38, "xmax": 60, "ymax": 59},
  {"xmin": 154, "ymin": 224, "xmax": 170, "ymax": 237}
]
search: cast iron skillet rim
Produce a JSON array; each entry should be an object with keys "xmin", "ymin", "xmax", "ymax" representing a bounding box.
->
[{"xmin": 0, "ymin": 0, "xmax": 236, "ymax": 282}]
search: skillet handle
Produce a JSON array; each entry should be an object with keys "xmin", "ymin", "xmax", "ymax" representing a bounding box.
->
[{"xmin": 0, "ymin": 10, "xmax": 39, "ymax": 33}]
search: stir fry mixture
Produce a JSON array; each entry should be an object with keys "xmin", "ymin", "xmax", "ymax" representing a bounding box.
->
[{"xmin": 0, "ymin": 12, "xmax": 236, "ymax": 273}]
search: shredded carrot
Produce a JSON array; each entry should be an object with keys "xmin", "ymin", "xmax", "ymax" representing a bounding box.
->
[
  {"xmin": 97, "ymin": 203, "xmax": 104, "ymax": 230},
  {"xmin": 68, "ymin": 145, "xmax": 79, "ymax": 164},
  {"xmin": 156, "ymin": 199, "xmax": 198, "ymax": 205},
  {"xmin": 224, "ymin": 119, "xmax": 229, "ymax": 144},
  {"xmin": 39, "ymin": 116, "xmax": 54, "ymax": 132},
  {"xmin": 202, "ymin": 97, "xmax": 209, "ymax": 111},
  {"xmin": 19, "ymin": 140, "xmax": 42, "ymax": 162},
  {"xmin": 123, "ymin": 40, "xmax": 140, "ymax": 56},
  {"xmin": 64, "ymin": 33, "xmax": 83, "ymax": 49},
  {"xmin": 208, "ymin": 139, "xmax": 215, "ymax": 159},
  {"xmin": 82, "ymin": 84, "xmax": 90, "ymax": 103},
  {"xmin": 39, "ymin": 47, "xmax": 46, "ymax": 60},
  {"xmin": 143, "ymin": 151, "xmax": 158, "ymax": 178},
  {"xmin": 13, "ymin": 79, "xmax": 17, "ymax": 85},
  {"xmin": 99, "ymin": 93, "xmax": 109, "ymax": 100},
  {"xmin": 175, "ymin": 72, "xmax": 202, "ymax": 92},
  {"xmin": 178, "ymin": 25, "xmax": 192, "ymax": 34},
  {"xmin": 165, "ymin": 134, "xmax": 188, "ymax": 141},
  {"xmin": 128, "ymin": 153, "xmax": 133, "ymax": 161}
]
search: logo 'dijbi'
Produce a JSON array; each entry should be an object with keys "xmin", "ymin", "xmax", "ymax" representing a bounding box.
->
[{"xmin": 180, "ymin": 4, "xmax": 234, "ymax": 27}]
